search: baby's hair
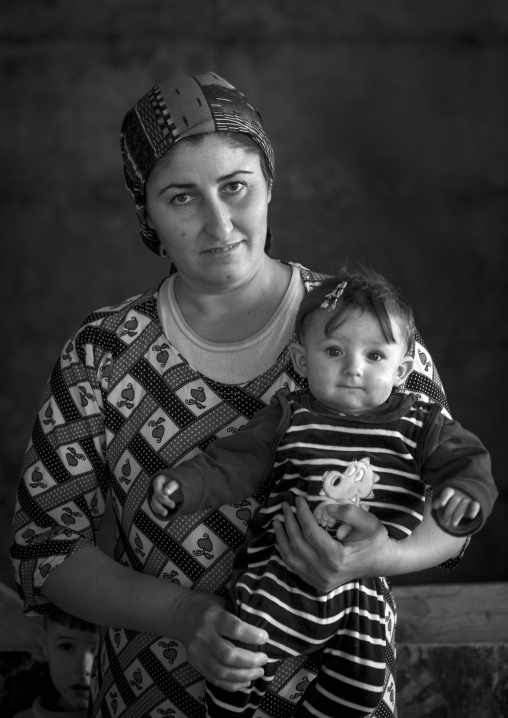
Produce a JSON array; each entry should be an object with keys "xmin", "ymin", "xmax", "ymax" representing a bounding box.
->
[
  {"xmin": 43, "ymin": 608, "xmax": 97, "ymax": 634},
  {"xmin": 295, "ymin": 266, "xmax": 415, "ymax": 352}
]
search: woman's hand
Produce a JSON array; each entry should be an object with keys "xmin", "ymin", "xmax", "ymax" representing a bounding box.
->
[
  {"xmin": 173, "ymin": 590, "xmax": 268, "ymax": 691},
  {"xmin": 274, "ymin": 497, "xmax": 395, "ymax": 593}
]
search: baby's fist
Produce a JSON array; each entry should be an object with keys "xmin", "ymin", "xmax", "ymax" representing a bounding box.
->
[
  {"xmin": 432, "ymin": 487, "xmax": 480, "ymax": 528},
  {"xmin": 150, "ymin": 476, "xmax": 182, "ymax": 518}
]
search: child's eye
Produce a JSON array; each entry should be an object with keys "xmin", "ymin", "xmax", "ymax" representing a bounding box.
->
[
  {"xmin": 325, "ymin": 347, "xmax": 342, "ymax": 357},
  {"xmin": 58, "ymin": 642, "xmax": 75, "ymax": 653},
  {"xmin": 367, "ymin": 352, "xmax": 384, "ymax": 361}
]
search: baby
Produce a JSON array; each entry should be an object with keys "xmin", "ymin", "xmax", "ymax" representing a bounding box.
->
[{"xmin": 148, "ymin": 267, "xmax": 497, "ymax": 718}]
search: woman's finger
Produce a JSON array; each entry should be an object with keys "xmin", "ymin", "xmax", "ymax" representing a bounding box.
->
[
  {"xmin": 280, "ymin": 501, "xmax": 321, "ymax": 566},
  {"xmin": 217, "ymin": 610, "xmax": 269, "ymax": 653},
  {"xmin": 274, "ymin": 515, "xmax": 303, "ymax": 575},
  {"xmin": 326, "ymin": 502, "xmax": 382, "ymax": 537},
  {"xmin": 184, "ymin": 603, "xmax": 268, "ymax": 691},
  {"xmin": 292, "ymin": 497, "xmax": 333, "ymax": 549},
  {"xmin": 274, "ymin": 501, "xmax": 344, "ymax": 592}
]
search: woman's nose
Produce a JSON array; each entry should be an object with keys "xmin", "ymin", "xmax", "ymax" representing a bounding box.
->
[{"xmin": 203, "ymin": 198, "xmax": 233, "ymax": 241}]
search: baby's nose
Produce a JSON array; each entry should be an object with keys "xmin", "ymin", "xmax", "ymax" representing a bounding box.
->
[{"xmin": 344, "ymin": 356, "xmax": 363, "ymax": 375}]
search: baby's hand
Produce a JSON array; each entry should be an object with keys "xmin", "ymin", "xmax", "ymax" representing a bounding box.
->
[
  {"xmin": 432, "ymin": 487, "xmax": 480, "ymax": 528},
  {"xmin": 150, "ymin": 476, "xmax": 181, "ymax": 518}
]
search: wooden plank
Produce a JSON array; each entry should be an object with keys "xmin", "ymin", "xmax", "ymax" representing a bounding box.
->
[
  {"xmin": 397, "ymin": 643, "xmax": 508, "ymax": 718},
  {"xmin": 393, "ymin": 582, "xmax": 508, "ymax": 644}
]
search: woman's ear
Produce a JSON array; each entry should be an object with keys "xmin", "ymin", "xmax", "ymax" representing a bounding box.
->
[
  {"xmin": 394, "ymin": 355, "xmax": 415, "ymax": 386},
  {"xmin": 289, "ymin": 342, "xmax": 308, "ymax": 377}
]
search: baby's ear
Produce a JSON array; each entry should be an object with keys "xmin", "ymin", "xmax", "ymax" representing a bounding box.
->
[
  {"xmin": 288, "ymin": 342, "xmax": 308, "ymax": 377},
  {"xmin": 394, "ymin": 355, "xmax": 415, "ymax": 386}
]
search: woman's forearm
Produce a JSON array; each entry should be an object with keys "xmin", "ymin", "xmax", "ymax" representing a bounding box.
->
[
  {"xmin": 386, "ymin": 498, "xmax": 466, "ymax": 577},
  {"xmin": 40, "ymin": 545, "xmax": 197, "ymax": 639},
  {"xmin": 274, "ymin": 496, "xmax": 467, "ymax": 592}
]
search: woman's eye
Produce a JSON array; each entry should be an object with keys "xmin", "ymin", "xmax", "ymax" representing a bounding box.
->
[
  {"xmin": 224, "ymin": 181, "xmax": 245, "ymax": 194},
  {"xmin": 171, "ymin": 193, "xmax": 192, "ymax": 205}
]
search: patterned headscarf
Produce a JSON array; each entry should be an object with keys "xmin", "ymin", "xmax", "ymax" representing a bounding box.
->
[{"xmin": 121, "ymin": 72, "xmax": 275, "ymax": 256}]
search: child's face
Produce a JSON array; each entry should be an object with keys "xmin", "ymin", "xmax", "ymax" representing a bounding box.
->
[
  {"xmin": 291, "ymin": 308, "xmax": 413, "ymax": 415},
  {"xmin": 41, "ymin": 621, "xmax": 98, "ymax": 711}
]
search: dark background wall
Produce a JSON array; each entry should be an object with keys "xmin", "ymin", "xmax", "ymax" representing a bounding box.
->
[{"xmin": 1, "ymin": 0, "xmax": 507, "ymax": 591}]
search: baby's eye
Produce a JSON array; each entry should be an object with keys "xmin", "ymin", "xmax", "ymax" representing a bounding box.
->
[
  {"xmin": 325, "ymin": 347, "xmax": 342, "ymax": 357},
  {"xmin": 367, "ymin": 352, "xmax": 384, "ymax": 362}
]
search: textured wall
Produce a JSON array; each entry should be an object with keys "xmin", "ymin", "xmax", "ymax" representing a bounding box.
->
[{"xmin": 1, "ymin": 0, "xmax": 507, "ymax": 590}]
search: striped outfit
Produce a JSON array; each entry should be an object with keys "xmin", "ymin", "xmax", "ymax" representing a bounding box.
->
[
  {"xmin": 167, "ymin": 390, "xmax": 494, "ymax": 718},
  {"xmin": 206, "ymin": 395, "xmax": 437, "ymax": 716}
]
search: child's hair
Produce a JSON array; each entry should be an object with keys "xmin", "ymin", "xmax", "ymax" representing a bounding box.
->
[
  {"xmin": 295, "ymin": 266, "xmax": 415, "ymax": 352},
  {"xmin": 43, "ymin": 609, "xmax": 97, "ymax": 634}
]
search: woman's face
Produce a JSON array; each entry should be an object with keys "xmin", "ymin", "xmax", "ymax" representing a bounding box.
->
[{"xmin": 145, "ymin": 134, "xmax": 271, "ymax": 292}]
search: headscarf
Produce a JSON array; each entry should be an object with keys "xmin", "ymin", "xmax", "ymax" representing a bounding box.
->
[{"xmin": 120, "ymin": 72, "xmax": 275, "ymax": 256}]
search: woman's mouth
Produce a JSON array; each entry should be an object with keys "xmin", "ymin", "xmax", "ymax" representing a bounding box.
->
[{"xmin": 204, "ymin": 241, "xmax": 243, "ymax": 254}]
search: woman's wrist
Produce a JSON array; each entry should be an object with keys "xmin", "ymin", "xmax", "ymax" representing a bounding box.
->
[
  {"xmin": 383, "ymin": 528, "xmax": 467, "ymax": 577},
  {"xmin": 376, "ymin": 536, "xmax": 405, "ymax": 578},
  {"xmin": 40, "ymin": 545, "xmax": 201, "ymax": 638},
  {"xmin": 171, "ymin": 589, "xmax": 225, "ymax": 645}
]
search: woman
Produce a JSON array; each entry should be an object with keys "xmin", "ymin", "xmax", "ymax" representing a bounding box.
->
[{"xmin": 11, "ymin": 72, "xmax": 466, "ymax": 718}]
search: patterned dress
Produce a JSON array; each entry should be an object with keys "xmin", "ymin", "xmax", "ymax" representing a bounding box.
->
[{"xmin": 11, "ymin": 263, "xmax": 448, "ymax": 718}]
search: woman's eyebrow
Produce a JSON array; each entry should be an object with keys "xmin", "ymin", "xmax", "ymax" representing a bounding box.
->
[
  {"xmin": 218, "ymin": 169, "xmax": 254, "ymax": 181},
  {"xmin": 157, "ymin": 170, "xmax": 254, "ymax": 196},
  {"xmin": 157, "ymin": 182, "xmax": 193, "ymax": 195}
]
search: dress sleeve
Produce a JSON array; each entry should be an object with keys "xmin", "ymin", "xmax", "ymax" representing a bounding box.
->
[
  {"xmin": 421, "ymin": 410, "xmax": 498, "ymax": 537},
  {"xmin": 405, "ymin": 330, "xmax": 450, "ymax": 412},
  {"xmin": 404, "ymin": 330, "xmax": 474, "ymax": 567},
  {"xmin": 148, "ymin": 394, "xmax": 287, "ymax": 519},
  {"xmin": 10, "ymin": 326, "xmax": 108, "ymax": 616}
]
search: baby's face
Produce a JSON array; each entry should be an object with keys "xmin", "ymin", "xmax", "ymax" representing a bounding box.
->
[
  {"xmin": 297, "ymin": 309, "xmax": 411, "ymax": 415},
  {"xmin": 42, "ymin": 622, "xmax": 98, "ymax": 711}
]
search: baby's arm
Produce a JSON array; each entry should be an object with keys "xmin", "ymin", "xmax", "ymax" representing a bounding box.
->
[
  {"xmin": 432, "ymin": 486, "xmax": 480, "ymax": 530},
  {"xmin": 422, "ymin": 408, "xmax": 498, "ymax": 536},
  {"xmin": 146, "ymin": 394, "xmax": 288, "ymax": 520}
]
